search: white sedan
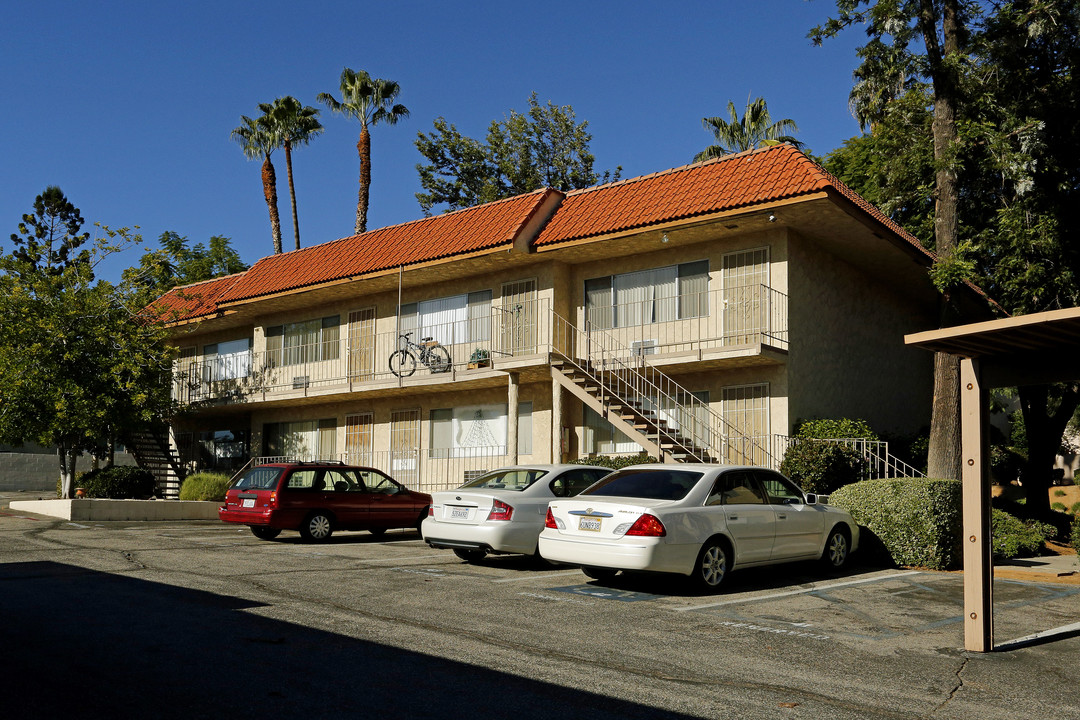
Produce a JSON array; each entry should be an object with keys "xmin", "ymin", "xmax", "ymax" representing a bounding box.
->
[
  {"xmin": 422, "ymin": 464, "xmax": 613, "ymax": 562},
  {"xmin": 538, "ymin": 464, "xmax": 859, "ymax": 591}
]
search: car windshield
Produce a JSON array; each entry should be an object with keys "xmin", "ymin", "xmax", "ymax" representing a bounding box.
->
[
  {"xmin": 460, "ymin": 468, "xmax": 549, "ymax": 492},
  {"xmin": 231, "ymin": 467, "xmax": 283, "ymax": 490},
  {"xmin": 582, "ymin": 469, "xmax": 704, "ymax": 501}
]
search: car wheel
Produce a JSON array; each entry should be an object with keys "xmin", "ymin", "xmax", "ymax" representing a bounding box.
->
[
  {"xmin": 299, "ymin": 512, "xmax": 334, "ymax": 542},
  {"xmin": 581, "ymin": 566, "xmax": 618, "ymax": 582},
  {"xmin": 453, "ymin": 548, "xmax": 486, "ymax": 563},
  {"xmin": 822, "ymin": 526, "xmax": 850, "ymax": 570},
  {"xmin": 250, "ymin": 527, "xmax": 281, "ymax": 541},
  {"xmin": 368, "ymin": 527, "xmax": 387, "ymax": 538},
  {"xmin": 693, "ymin": 539, "xmax": 728, "ymax": 591}
]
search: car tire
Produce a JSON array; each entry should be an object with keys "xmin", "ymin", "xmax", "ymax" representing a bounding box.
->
[
  {"xmin": 299, "ymin": 512, "xmax": 334, "ymax": 542},
  {"xmin": 581, "ymin": 566, "xmax": 618, "ymax": 582},
  {"xmin": 692, "ymin": 538, "xmax": 728, "ymax": 592},
  {"xmin": 453, "ymin": 548, "xmax": 486, "ymax": 563},
  {"xmin": 368, "ymin": 527, "xmax": 387, "ymax": 538},
  {"xmin": 250, "ymin": 527, "xmax": 281, "ymax": 541},
  {"xmin": 821, "ymin": 526, "xmax": 851, "ymax": 570}
]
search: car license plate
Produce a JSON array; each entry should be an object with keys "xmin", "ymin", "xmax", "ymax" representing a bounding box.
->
[
  {"xmin": 242, "ymin": 498, "xmax": 255, "ymax": 508},
  {"xmin": 450, "ymin": 507, "xmax": 470, "ymax": 520},
  {"xmin": 578, "ymin": 516, "xmax": 602, "ymax": 532}
]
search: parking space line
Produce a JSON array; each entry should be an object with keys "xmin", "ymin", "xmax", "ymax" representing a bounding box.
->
[
  {"xmin": 673, "ymin": 570, "xmax": 923, "ymax": 612},
  {"xmin": 492, "ymin": 570, "xmax": 584, "ymax": 583},
  {"xmin": 996, "ymin": 621, "xmax": 1080, "ymax": 651}
]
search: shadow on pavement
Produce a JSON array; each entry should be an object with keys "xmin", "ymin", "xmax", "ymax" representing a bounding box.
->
[{"xmin": 0, "ymin": 561, "xmax": 696, "ymax": 719}]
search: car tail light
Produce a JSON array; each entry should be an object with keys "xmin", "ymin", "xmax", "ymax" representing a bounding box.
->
[
  {"xmin": 487, "ymin": 499, "xmax": 513, "ymax": 522},
  {"xmin": 625, "ymin": 514, "xmax": 666, "ymax": 537},
  {"xmin": 428, "ymin": 506, "xmax": 434, "ymax": 516},
  {"xmin": 268, "ymin": 491, "xmax": 277, "ymax": 506},
  {"xmin": 545, "ymin": 508, "xmax": 558, "ymax": 529}
]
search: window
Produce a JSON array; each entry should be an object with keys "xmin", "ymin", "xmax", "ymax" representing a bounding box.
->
[
  {"xmin": 345, "ymin": 412, "xmax": 373, "ymax": 464},
  {"xmin": 263, "ymin": 419, "xmax": 336, "ymax": 461},
  {"xmin": 721, "ymin": 383, "xmax": 769, "ymax": 465},
  {"xmin": 203, "ymin": 338, "xmax": 251, "ymax": 381},
  {"xmin": 551, "ymin": 468, "xmax": 609, "ymax": 497},
  {"xmin": 584, "ymin": 404, "xmax": 641, "ymax": 455},
  {"xmin": 266, "ymin": 315, "xmax": 340, "ymax": 367},
  {"xmin": 429, "ymin": 403, "xmax": 517, "ymax": 458},
  {"xmin": 399, "ymin": 290, "xmax": 492, "ymax": 346},
  {"xmin": 390, "ymin": 409, "xmax": 420, "ymax": 483},
  {"xmin": 585, "ymin": 261, "xmax": 709, "ymax": 330},
  {"xmin": 706, "ymin": 470, "xmax": 766, "ymax": 506},
  {"xmin": 757, "ymin": 471, "xmax": 804, "ymax": 505}
]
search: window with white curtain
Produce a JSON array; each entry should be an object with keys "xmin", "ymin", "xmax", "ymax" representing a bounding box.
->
[
  {"xmin": 203, "ymin": 338, "xmax": 251, "ymax": 380},
  {"xmin": 263, "ymin": 419, "xmax": 336, "ymax": 461},
  {"xmin": 266, "ymin": 316, "xmax": 340, "ymax": 366},
  {"xmin": 429, "ymin": 403, "xmax": 531, "ymax": 458},
  {"xmin": 399, "ymin": 290, "xmax": 491, "ymax": 346},
  {"xmin": 585, "ymin": 260, "xmax": 708, "ymax": 329}
]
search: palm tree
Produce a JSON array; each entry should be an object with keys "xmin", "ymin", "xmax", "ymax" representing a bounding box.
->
[
  {"xmin": 232, "ymin": 115, "xmax": 283, "ymax": 254},
  {"xmin": 694, "ymin": 97, "xmax": 801, "ymax": 163},
  {"xmin": 318, "ymin": 68, "xmax": 409, "ymax": 235},
  {"xmin": 258, "ymin": 97, "xmax": 324, "ymax": 250}
]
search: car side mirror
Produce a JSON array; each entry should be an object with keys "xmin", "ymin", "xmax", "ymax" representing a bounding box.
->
[{"xmin": 805, "ymin": 493, "xmax": 818, "ymax": 505}]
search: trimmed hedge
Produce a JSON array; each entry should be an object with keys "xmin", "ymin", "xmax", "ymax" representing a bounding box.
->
[
  {"xmin": 1072, "ymin": 516, "xmax": 1080, "ymax": 555},
  {"xmin": 828, "ymin": 478, "xmax": 962, "ymax": 570},
  {"xmin": 179, "ymin": 472, "xmax": 231, "ymax": 501},
  {"xmin": 78, "ymin": 466, "xmax": 157, "ymax": 499},
  {"xmin": 577, "ymin": 454, "xmax": 657, "ymax": 471}
]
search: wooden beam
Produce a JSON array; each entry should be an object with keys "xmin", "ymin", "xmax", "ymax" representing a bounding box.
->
[{"xmin": 961, "ymin": 358, "xmax": 993, "ymax": 652}]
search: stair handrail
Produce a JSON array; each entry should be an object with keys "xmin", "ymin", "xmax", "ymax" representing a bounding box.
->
[{"xmin": 550, "ymin": 311, "xmax": 777, "ymax": 467}]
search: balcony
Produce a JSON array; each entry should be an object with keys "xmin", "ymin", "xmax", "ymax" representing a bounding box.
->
[{"xmin": 172, "ymin": 284, "xmax": 788, "ymax": 406}]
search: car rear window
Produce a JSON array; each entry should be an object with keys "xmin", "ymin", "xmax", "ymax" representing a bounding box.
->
[
  {"xmin": 582, "ymin": 469, "xmax": 704, "ymax": 501},
  {"xmin": 460, "ymin": 468, "xmax": 549, "ymax": 491},
  {"xmin": 231, "ymin": 467, "xmax": 283, "ymax": 490}
]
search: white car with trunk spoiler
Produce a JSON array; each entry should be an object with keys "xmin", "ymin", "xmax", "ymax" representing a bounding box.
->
[
  {"xmin": 423, "ymin": 464, "xmax": 613, "ymax": 562},
  {"xmin": 538, "ymin": 464, "xmax": 859, "ymax": 591}
]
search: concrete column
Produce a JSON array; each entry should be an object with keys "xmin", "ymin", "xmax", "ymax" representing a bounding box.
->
[
  {"xmin": 552, "ymin": 375, "xmax": 563, "ymax": 463},
  {"xmin": 507, "ymin": 373, "xmax": 519, "ymax": 464},
  {"xmin": 961, "ymin": 357, "xmax": 993, "ymax": 652}
]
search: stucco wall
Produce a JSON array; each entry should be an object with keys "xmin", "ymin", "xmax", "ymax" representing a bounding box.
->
[
  {"xmin": 0, "ymin": 451, "xmax": 137, "ymax": 493},
  {"xmin": 786, "ymin": 230, "xmax": 935, "ymax": 436}
]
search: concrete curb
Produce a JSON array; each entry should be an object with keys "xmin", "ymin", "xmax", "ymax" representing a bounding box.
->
[{"xmin": 8, "ymin": 498, "xmax": 220, "ymax": 521}]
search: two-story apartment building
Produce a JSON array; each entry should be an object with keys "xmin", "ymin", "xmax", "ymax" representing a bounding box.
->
[{"xmin": 152, "ymin": 145, "xmax": 988, "ymax": 496}]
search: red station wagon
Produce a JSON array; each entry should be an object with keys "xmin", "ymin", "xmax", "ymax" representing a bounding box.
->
[{"xmin": 219, "ymin": 462, "xmax": 431, "ymax": 542}]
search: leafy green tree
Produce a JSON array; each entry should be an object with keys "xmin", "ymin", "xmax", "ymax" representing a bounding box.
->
[
  {"xmin": 318, "ymin": 68, "xmax": 409, "ymax": 235},
  {"xmin": 122, "ymin": 231, "xmax": 248, "ymax": 307},
  {"xmin": 258, "ymin": 97, "xmax": 323, "ymax": 250},
  {"xmin": 415, "ymin": 93, "xmax": 621, "ymax": 214},
  {"xmin": 818, "ymin": 1, "xmax": 1080, "ymax": 515},
  {"xmin": 232, "ymin": 114, "xmax": 283, "ymax": 254},
  {"xmin": 0, "ymin": 188, "xmax": 176, "ymax": 498},
  {"xmin": 694, "ymin": 97, "xmax": 801, "ymax": 162}
]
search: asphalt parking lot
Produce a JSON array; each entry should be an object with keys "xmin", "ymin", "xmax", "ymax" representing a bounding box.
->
[{"xmin": 1, "ymin": 499, "xmax": 1078, "ymax": 720}]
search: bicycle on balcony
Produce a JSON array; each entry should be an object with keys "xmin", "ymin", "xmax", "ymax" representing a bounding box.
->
[{"xmin": 389, "ymin": 332, "xmax": 452, "ymax": 377}]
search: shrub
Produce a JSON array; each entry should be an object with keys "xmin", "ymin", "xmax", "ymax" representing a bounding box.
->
[
  {"xmin": 1072, "ymin": 516, "xmax": 1080, "ymax": 555},
  {"xmin": 1072, "ymin": 501, "xmax": 1080, "ymax": 516},
  {"xmin": 1054, "ymin": 489, "xmax": 1067, "ymax": 497},
  {"xmin": 1052, "ymin": 502, "xmax": 1068, "ymax": 512},
  {"xmin": 794, "ymin": 417, "xmax": 878, "ymax": 441},
  {"xmin": 577, "ymin": 454, "xmax": 657, "ymax": 471},
  {"xmin": 780, "ymin": 441, "xmax": 867, "ymax": 495},
  {"xmin": 79, "ymin": 466, "xmax": 157, "ymax": 499},
  {"xmin": 828, "ymin": 478, "xmax": 962, "ymax": 570},
  {"xmin": 179, "ymin": 472, "xmax": 231, "ymax": 501},
  {"xmin": 992, "ymin": 509, "xmax": 1052, "ymax": 559}
]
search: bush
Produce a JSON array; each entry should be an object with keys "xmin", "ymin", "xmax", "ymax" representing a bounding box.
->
[
  {"xmin": 179, "ymin": 472, "xmax": 231, "ymax": 501},
  {"xmin": 992, "ymin": 509, "xmax": 1052, "ymax": 559},
  {"xmin": 1054, "ymin": 489, "xmax": 1067, "ymax": 497},
  {"xmin": 780, "ymin": 441, "xmax": 867, "ymax": 495},
  {"xmin": 793, "ymin": 417, "xmax": 878, "ymax": 440},
  {"xmin": 1072, "ymin": 501, "xmax": 1080, "ymax": 516},
  {"xmin": 79, "ymin": 466, "xmax": 157, "ymax": 499},
  {"xmin": 577, "ymin": 454, "xmax": 657, "ymax": 471},
  {"xmin": 1072, "ymin": 516, "xmax": 1080, "ymax": 555},
  {"xmin": 1052, "ymin": 502, "xmax": 1068, "ymax": 512},
  {"xmin": 828, "ymin": 478, "xmax": 962, "ymax": 570}
]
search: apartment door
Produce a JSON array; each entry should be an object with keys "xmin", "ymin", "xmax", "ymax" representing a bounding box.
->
[
  {"xmin": 345, "ymin": 412, "xmax": 373, "ymax": 466},
  {"xmin": 390, "ymin": 409, "xmax": 420, "ymax": 486},
  {"xmin": 347, "ymin": 307, "xmax": 376, "ymax": 380},
  {"xmin": 174, "ymin": 346, "xmax": 197, "ymax": 402},
  {"xmin": 499, "ymin": 279, "xmax": 537, "ymax": 355},
  {"xmin": 721, "ymin": 383, "xmax": 770, "ymax": 465},
  {"xmin": 722, "ymin": 248, "xmax": 769, "ymax": 345}
]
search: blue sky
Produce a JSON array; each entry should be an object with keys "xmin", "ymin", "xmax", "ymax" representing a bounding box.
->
[{"xmin": 2, "ymin": 1, "xmax": 867, "ymax": 280}]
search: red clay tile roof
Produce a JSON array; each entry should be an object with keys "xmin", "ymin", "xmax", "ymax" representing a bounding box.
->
[
  {"xmin": 533, "ymin": 144, "xmax": 933, "ymax": 261},
  {"xmin": 150, "ymin": 272, "xmax": 246, "ymax": 324},
  {"xmin": 219, "ymin": 189, "xmax": 556, "ymax": 305}
]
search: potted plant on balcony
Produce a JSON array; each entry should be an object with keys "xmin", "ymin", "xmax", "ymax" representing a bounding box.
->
[{"xmin": 467, "ymin": 348, "xmax": 491, "ymax": 369}]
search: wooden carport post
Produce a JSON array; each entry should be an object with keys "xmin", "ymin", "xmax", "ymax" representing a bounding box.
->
[{"xmin": 960, "ymin": 358, "xmax": 993, "ymax": 652}]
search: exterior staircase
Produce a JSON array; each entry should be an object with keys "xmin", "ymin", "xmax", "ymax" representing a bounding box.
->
[
  {"xmin": 549, "ymin": 312, "xmax": 777, "ymax": 467},
  {"xmin": 127, "ymin": 427, "xmax": 186, "ymax": 498}
]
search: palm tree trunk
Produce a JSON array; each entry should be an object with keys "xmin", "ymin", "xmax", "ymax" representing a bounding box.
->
[
  {"xmin": 922, "ymin": 0, "xmax": 963, "ymax": 480},
  {"xmin": 262, "ymin": 155, "xmax": 283, "ymax": 254},
  {"xmin": 356, "ymin": 127, "xmax": 371, "ymax": 235},
  {"xmin": 284, "ymin": 140, "xmax": 300, "ymax": 251}
]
